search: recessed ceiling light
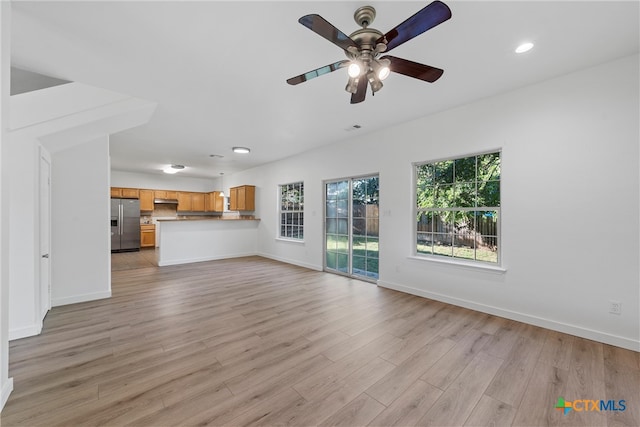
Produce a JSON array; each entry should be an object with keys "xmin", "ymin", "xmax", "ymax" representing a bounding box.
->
[
  {"xmin": 515, "ymin": 42, "xmax": 534, "ymax": 54},
  {"xmin": 232, "ymin": 147, "xmax": 250, "ymax": 154}
]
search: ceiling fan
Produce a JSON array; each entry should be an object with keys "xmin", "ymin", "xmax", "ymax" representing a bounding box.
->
[{"xmin": 286, "ymin": 1, "xmax": 452, "ymax": 104}]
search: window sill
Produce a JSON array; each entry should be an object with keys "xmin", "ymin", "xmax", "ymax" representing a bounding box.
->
[
  {"xmin": 407, "ymin": 255, "xmax": 506, "ymax": 273},
  {"xmin": 275, "ymin": 237, "xmax": 305, "ymax": 244}
]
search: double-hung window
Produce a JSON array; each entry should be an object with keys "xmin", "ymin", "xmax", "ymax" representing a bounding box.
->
[
  {"xmin": 415, "ymin": 151, "xmax": 501, "ymax": 264},
  {"xmin": 279, "ymin": 182, "xmax": 304, "ymax": 240}
]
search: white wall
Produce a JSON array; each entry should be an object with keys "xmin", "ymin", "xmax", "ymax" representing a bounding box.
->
[
  {"xmin": 0, "ymin": 0, "xmax": 14, "ymax": 412},
  {"xmin": 6, "ymin": 81, "xmax": 156, "ymax": 340},
  {"xmin": 158, "ymin": 219, "xmax": 258, "ymax": 266},
  {"xmin": 51, "ymin": 136, "xmax": 111, "ymax": 306},
  {"xmin": 5, "ymin": 134, "xmax": 39, "ymax": 339},
  {"xmin": 233, "ymin": 54, "xmax": 640, "ymax": 351},
  {"xmin": 111, "ymin": 170, "xmax": 216, "ymax": 192}
]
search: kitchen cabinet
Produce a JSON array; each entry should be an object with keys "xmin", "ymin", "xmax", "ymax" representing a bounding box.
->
[
  {"xmin": 121, "ymin": 188, "xmax": 140, "ymax": 199},
  {"xmin": 111, "ymin": 187, "xmax": 140, "ymax": 199},
  {"xmin": 154, "ymin": 190, "xmax": 178, "ymax": 200},
  {"xmin": 229, "ymin": 188, "xmax": 237, "ymax": 210},
  {"xmin": 139, "ymin": 190, "xmax": 154, "ymax": 211},
  {"xmin": 205, "ymin": 191, "xmax": 224, "ymax": 212},
  {"xmin": 191, "ymin": 192, "xmax": 205, "ymax": 212},
  {"xmin": 177, "ymin": 192, "xmax": 207, "ymax": 212},
  {"xmin": 229, "ymin": 185, "xmax": 255, "ymax": 211},
  {"xmin": 140, "ymin": 224, "xmax": 156, "ymax": 248},
  {"xmin": 177, "ymin": 192, "xmax": 192, "ymax": 212}
]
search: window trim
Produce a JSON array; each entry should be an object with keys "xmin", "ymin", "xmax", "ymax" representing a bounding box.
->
[
  {"xmin": 412, "ymin": 149, "xmax": 502, "ymax": 267},
  {"xmin": 278, "ymin": 181, "xmax": 304, "ymax": 241},
  {"xmin": 406, "ymin": 255, "xmax": 506, "ymax": 273},
  {"xmin": 275, "ymin": 237, "xmax": 305, "ymax": 244}
]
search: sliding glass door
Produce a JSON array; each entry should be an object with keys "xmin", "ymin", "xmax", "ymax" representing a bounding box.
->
[
  {"xmin": 325, "ymin": 175, "xmax": 379, "ymax": 281},
  {"xmin": 325, "ymin": 180, "xmax": 349, "ymax": 274}
]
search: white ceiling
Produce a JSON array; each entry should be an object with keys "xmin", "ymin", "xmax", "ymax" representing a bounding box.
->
[{"xmin": 10, "ymin": 1, "xmax": 639, "ymax": 179}]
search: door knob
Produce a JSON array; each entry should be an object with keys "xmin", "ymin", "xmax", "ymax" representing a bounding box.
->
[{"xmin": 41, "ymin": 254, "xmax": 49, "ymax": 258}]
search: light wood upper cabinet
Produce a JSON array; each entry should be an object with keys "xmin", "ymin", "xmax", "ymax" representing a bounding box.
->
[
  {"xmin": 229, "ymin": 185, "xmax": 255, "ymax": 211},
  {"xmin": 205, "ymin": 191, "xmax": 224, "ymax": 212},
  {"xmin": 154, "ymin": 190, "xmax": 178, "ymax": 200},
  {"xmin": 178, "ymin": 192, "xmax": 206, "ymax": 212},
  {"xmin": 111, "ymin": 187, "xmax": 139, "ymax": 199},
  {"xmin": 205, "ymin": 192, "xmax": 214, "ymax": 212},
  {"xmin": 177, "ymin": 192, "xmax": 192, "ymax": 212},
  {"xmin": 121, "ymin": 188, "xmax": 140, "ymax": 199},
  {"xmin": 215, "ymin": 193, "xmax": 225, "ymax": 212},
  {"xmin": 139, "ymin": 190, "xmax": 154, "ymax": 211},
  {"xmin": 112, "ymin": 187, "xmax": 215, "ymax": 212},
  {"xmin": 191, "ymin": 192, "xmax": 205, "ymax": 212},
  {"xmin": 229, "ymin": 187, "xmax": 238, "ymax": 211}
]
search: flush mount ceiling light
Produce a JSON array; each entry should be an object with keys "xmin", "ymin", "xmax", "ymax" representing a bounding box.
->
[
  {"xmin": 232, "ymin": 147, "xmax": 250, "ymax": 154},
  {"xmin": 163, "ymin": 164, "xmax": 185, "ymax": 174},
  {"xmin": 515, "ymin": 42, "xmax": 534, "ymax": 54}
]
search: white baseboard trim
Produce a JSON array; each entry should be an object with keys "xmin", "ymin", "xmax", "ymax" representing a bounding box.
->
[
  {"xmin": 257, "ymin": 252, "xmax": 323, "ymax": 271},
  {"xmin": 9, "ymin": 322, "xmax": 42, "ymax": 341},
  {"xmin": 1, "ymin": 377, "xmax": 13, "ymax": 412},
  {"xmin": 158, "ymin": 252, "xmax": 257, "ymax": 267},
  {"xmin": 378, "ymin": 280, "xmax": 640, "ymax": 352},
  {"xmin": 52, "ymin": 290, "xmax": 112, "ymax": 307}
]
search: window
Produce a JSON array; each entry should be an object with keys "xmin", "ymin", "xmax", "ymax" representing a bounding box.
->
[
  {"xmin": 279, "ymin": 182, "xmax": 304, "ymax": 240},
  {"xmin": 415, "ymin": 151, "xmax": 500, "ymax": 264}
]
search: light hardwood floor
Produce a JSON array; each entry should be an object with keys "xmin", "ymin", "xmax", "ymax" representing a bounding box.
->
[{"xmin": 2, "ymin": 255, "xmax": 638, "ymax": 426}]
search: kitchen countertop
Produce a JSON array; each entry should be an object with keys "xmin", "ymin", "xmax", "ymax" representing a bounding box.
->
[{"xmin": 156, "ymin": 216, "xmax": 259, "ymax": 221}]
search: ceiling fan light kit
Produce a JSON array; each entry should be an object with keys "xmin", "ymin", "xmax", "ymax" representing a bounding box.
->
[
  {"xmin": 373, "ymin": 58, "xmax": 392, "ymax": 80},
  {"xmin": 345, "ymin": 77, "xmax": 359, "ymax": 94},
  {"xmin": 286, "ymin": 1, "xmax": 452, "ymax": 104},
  {"xmin": 347, "ymin": 62, "xmax": 362, "ymax": 78}
]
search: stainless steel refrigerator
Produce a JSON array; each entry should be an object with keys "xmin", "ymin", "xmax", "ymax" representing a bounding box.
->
[{"xmin": 111, "ymin": 198, "xmax": 140, "ymax": 252}]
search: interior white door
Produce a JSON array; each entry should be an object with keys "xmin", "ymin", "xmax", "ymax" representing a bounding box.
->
[{"xmin": 39, "ymin": 149, "xmax": 52, "ymax": 317}]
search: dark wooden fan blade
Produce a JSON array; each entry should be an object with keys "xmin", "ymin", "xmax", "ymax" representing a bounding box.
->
[
  {"xmin": 299, "ymin": 14, "xmax": 360, "ymax": 51},
  {"xmin": 350, "ymin": 76, "xmax": 368, "ymax": 104},
  {"xmin": 286, "ymin": 60, "xmax": 349, "ymax": 85},
  {"xmin": 381, "ymin": 55, "xmax": 444, "ymax": 82},
  {"xmin": 378, "ymin": 1, "xmax": 451, "ymax": 52}
]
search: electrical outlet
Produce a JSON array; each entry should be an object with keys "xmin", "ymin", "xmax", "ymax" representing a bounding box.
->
[{"xmin": 609, "ymin": 300, "xmax": 622, "ymax": 315}]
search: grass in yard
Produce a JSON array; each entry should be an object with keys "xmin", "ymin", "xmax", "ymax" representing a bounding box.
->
[{"xmin": 417, "ymin": 243, "xmax": 497, "ymax": 263}]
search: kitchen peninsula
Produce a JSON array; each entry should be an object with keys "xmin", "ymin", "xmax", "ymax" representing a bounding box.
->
[{"xmin": 157, "ymin": 216, "xmax": 260, "ymax": 266}]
